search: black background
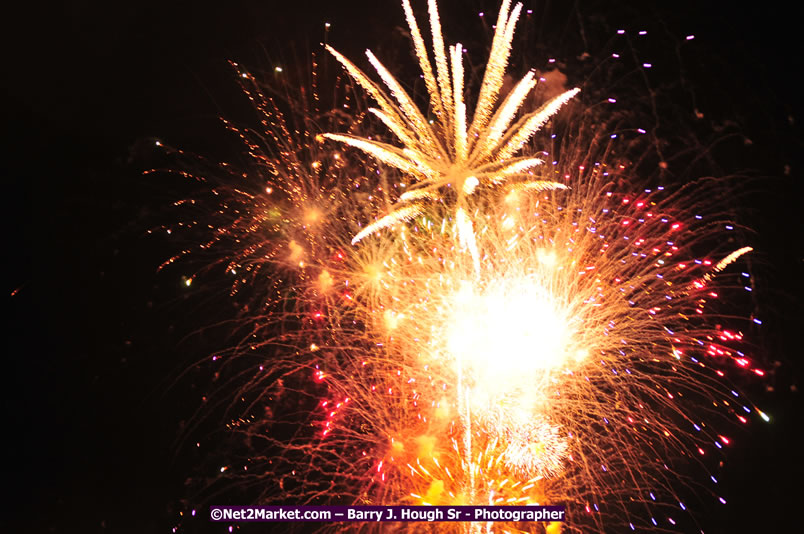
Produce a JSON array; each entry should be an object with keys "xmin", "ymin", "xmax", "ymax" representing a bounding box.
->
[{"xmin": 4, "ymin": 1, "xmax": 802, "ymax": 532}]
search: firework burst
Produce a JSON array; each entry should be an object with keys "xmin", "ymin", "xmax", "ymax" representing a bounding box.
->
[
  {"xmin": 322, "ymin": 0, "xmax": 578, "ymax": 267},
  {"xmin": 165, "ymin": 1, "xmax": 767, "ymax": 532}
]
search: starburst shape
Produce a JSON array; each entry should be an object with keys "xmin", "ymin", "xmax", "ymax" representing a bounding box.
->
[{"xmin": 322, "ymin": 0, "xmax": 579, "ymax": 247}]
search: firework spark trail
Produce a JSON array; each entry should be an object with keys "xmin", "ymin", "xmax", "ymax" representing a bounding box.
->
[
  {"xmin": 322, "ymin": 0, "xmax": 577, "ymax": 261},
  {"xmin": 165, "ymin": 2, "xmax": 768, "ymax": 532}
]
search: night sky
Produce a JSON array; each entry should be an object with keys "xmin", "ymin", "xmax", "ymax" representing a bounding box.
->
[{"xmin": 5, "ymin": 1, "xmax": 802, "ymax": 532}]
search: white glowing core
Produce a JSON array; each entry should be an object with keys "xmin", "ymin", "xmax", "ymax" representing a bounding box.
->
[{"xmin": 447, "ymin": 278, "xmax": 573, "ymax": 384}]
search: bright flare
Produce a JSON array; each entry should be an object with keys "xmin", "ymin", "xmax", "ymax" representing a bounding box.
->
[{"xmin": 446, "ymin": 278, "xmax": 573, "ymax": 378}]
